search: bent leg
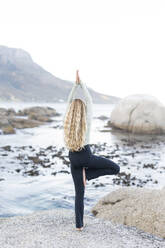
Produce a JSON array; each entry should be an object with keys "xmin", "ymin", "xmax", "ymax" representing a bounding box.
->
[
  {"xmin": 70, "ymin": 164, "xmax": 85, "ymax": 228},
  {"xmin": 85, "ymin": 167, "xmax": 118, "ymax": 181},
  {"xmin": 87, "ymin": 154, "xmax": 120, "ymax": 174}
]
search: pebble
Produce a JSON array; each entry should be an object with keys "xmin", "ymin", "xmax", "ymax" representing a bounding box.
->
[{"xmin": 0, "ymin": 208, "xmax": 164, "ymax": 248}]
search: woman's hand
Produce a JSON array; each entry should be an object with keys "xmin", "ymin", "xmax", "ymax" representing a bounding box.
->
[{"xmin": 76, "ymin": 70, "xmax": 81, "ymax": 84}]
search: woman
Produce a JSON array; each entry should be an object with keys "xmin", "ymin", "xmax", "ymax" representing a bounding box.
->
[{"xmin": 63, "ymin": 70, "xmax": 120, "ymax": 231}]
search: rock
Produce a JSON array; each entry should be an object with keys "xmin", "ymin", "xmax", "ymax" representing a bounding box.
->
[
  {"xmin": 24, "ymin": 169, "xmax": 40, "ymax": 176},
  {"xmin": 8, "ymin": 117, "xmax": 43, "ymax": 129},
  {"xmin": 97, "ymin": 115, "xmax": 109, "ymax": 120},
  {"xmin": 17, "ymin": 106, "xmax": 57, "ymax": 117},
  {"xmin": 91, "ymin": 187, "xmax": 165, "ymax": 239},
  {"xmin": 1, "ymin": 145, "xmax": 12, "ymax": 151},
  {"xmin": 0, "ymin": 108, "xmax": 9, "ymax": 116},
  {"xmin": 0, "ymin": 115, "xmax": 16, "ymax": 133},
  {"xmin": 0, "ymin": 108, "xmax": 16, "ymax": 116},
  {"xmin": 0, "ymin": 106, "xmax": 59, "ymax": 134},
  {"xmin": 109, "ymin": 94, "xmax": 165, "ymax": 134},
  {"xmin": 28, "ymin": 113, "xmax": 53, "ymax": 122},
  {"xmin": 2, "ymin": 125, "xmax": 15, "ymax": 134},
  {"xmin": 0, "ymin": 115, "xmax": 10, "ymax": 127},
  {"xmin": 7, "ymin": 108, "xmax": 17, "ymax": 116}
]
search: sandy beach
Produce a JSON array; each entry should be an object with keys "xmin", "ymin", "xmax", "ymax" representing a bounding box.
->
[{"xmin": 0, "ymin": 208, "xmax": 164, "ymax": 248}]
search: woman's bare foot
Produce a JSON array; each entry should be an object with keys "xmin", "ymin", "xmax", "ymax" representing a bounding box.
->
[
  {"xmin": 83, "ymin": 167, "xmax": 86, "ymax": 187},
  {"xmin": 76, "ymin": 226, "xmax": 83, "ymax": 231}
]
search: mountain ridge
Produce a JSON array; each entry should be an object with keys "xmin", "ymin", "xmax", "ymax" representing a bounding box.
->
[{"xmin": 0, "ymin": 45, "xmax": 120, "ymax": 103}]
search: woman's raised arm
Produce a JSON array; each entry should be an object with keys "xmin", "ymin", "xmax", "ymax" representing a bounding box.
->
[
  {"xmin": 63, "ymin": 82, "xmax": 80, "ymax": 122},
  {"xmin": 79, "ymin": 80, "xmax": 93, "ymax": 106},
  {"xmin": 79, "ymin": 80, "xmax": 93, "ymax": 127}
]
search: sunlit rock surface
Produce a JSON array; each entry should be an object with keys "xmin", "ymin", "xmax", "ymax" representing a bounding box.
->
[
  {"xmin": 109, "ymin": 94, "xmax": 165, "ymax": 134},
  {"xmin": 92, "ymin": 187, "xmax": 165, "ymax": 239}
]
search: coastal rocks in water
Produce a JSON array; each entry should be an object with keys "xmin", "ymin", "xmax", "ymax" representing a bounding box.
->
[
  {"xmin": 0, "ymin": 144, "xmax": 70, "ymax": 178},
  {"xmin": 91, "ymin": 187, "xmax": 165, "ymax": 239},
  {"xmin": 8, "ymin": 117, "xmax": 43, "ymax": 129},
  {"xmin": 17, "ymin": 106, "xmax": 58, "ymax": 117},
  {"xmin": 0, "ymin": 106, "xmax": 60, "ymax": 134},
  {"xmin": 28, "ymin": 113, "xmax": 53, "ymax": 122},
  {"xmin": 96, "ymin": 115, "xmax": 109, "ymax": 121},
  {"xmin": 2, "ymin": 125, "xmax": 15, "ymax": 134},
  {"xmin": 109, "ymin": 95, "xmax": 165, "ymax": 134},
  {"xmin": 0, "ymin": 115, "xmax": 16, "ymax": 134},
  {"xmin": 0, "ymin": 107, "xmax": 16, "ymax": 116}
]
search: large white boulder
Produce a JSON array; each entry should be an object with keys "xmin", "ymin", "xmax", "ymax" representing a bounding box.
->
[
  {"xmin": 91, "ymin": 187, "xmax": 165, "ymax": 239},
  {"xmin": 110, "ymin": 94, "xmax": 165, "ymax": 134}
]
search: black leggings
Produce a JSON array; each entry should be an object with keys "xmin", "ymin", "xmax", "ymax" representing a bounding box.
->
[{"xmin": 69, "ymin": 144, "xmax": 120, "ymax": 228}]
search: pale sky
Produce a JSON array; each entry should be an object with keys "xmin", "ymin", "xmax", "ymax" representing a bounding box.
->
[{"xmin": 0, "ymin": 0, "xmax": 165, "ymax": 103}]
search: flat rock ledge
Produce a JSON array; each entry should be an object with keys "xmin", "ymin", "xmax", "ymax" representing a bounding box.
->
[{"xmin": 0, "ymin": 208, "xmax": 164, "ymax": 248}]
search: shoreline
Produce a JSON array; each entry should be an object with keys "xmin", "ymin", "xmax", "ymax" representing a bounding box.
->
[{"xmin": 0, "ymin": 208, "xmax": 164, "ymax": 248}]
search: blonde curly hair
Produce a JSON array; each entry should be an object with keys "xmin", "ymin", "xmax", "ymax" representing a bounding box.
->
[{"xmin": 63, "ymin": 98, "xmax": 87, "ymax": 152}]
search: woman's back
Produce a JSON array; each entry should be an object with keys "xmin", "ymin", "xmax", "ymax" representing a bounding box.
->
[{"xmin": 63, "ymin": 80, "xmax": 93, "ymax": 146}]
